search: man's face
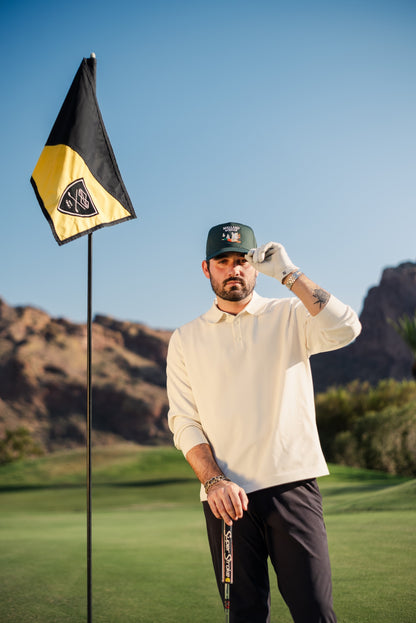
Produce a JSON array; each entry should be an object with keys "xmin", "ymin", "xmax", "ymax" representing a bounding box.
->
[{"xmin": 202, "ymin": 252, "xmax": 258, "ymax": 302}]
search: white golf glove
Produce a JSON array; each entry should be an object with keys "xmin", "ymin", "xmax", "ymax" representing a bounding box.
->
[{"xmin": 245, "ymin": 242, "xmax": 299, "ymax": 283}]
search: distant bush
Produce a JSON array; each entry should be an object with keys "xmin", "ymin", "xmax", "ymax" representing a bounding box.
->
[
  {"xmin": 332, "ymin": 403, "xmax": 416, "ymax": 476},
  {"xmin": 316, "ymin": 379, "xmax": 416, "ymax": 476},
  {"xmin": 0, "ymin": 427, "xmax": 44, "ymax": 465}
]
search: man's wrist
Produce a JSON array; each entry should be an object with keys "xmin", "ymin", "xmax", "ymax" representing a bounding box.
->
[
  {"xmin": 204, "ymin": 474, "xmax": 231, "ymax": 494},
  {"xmin": 283, "ymin": 270, "xmax": 303, "ymax": 289}
]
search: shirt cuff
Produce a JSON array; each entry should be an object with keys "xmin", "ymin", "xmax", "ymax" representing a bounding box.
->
[
  {"xmin": 312, "ymin": 294, "xmax": 353, "ymax": 324},
  {"xmin": 310, "ymin": 294, "xmax": 361, "ymax": 342},
  {"xmin": 176, "ymin": 424, "xmax": 209, "ymax": 458}
]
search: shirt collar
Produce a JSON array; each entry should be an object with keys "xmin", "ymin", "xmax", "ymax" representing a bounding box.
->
[{"xmin": 203, "ymin": 291, "xmax": 269, "ymax": 324}]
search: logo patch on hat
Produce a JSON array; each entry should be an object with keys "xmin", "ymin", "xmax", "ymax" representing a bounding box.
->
[{"xmin": 222, "ymin": 225, "xmax": 241, "ymax": 244}]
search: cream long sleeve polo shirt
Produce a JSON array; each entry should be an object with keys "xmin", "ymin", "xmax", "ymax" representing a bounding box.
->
[{"xmin": 166, "ymin": 291, "xmax": 361, "ymax": 500}]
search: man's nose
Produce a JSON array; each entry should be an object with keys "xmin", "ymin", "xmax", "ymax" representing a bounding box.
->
[{"xmin": 229, "ymin": 262, "xmax": 242, "ymax": 275}]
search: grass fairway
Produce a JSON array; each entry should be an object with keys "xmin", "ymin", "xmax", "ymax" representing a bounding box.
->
[{"xmin": 0, "ymin": 445, "xmax": 415, "ymax": 622}]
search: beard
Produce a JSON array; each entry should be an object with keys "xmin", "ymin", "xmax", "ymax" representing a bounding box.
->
[{"xmin": 209, "ymin": 274, "xmax": 256, "ymax": 302}]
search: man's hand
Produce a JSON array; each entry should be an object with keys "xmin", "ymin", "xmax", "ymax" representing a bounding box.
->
[
  {"xmin": 184, "ymin": 443, "xmax": 248, "ymax": 525},
  {"xmin": 207, "ymin": 479, "xmax": 249, "ymax": 526},
  {"xmin": 245, "ymin": 242, "xmax": 299, "ymax": 282}
]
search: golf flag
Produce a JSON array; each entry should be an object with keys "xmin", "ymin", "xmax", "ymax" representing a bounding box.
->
[{"xmin": 31, "ymin": 56, "xmax": 136, "ymax": 245}]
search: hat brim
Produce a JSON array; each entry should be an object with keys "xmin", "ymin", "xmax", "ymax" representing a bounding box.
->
[{"xmin": 206, "ymin": 246, "xmax": 251, "ymax": 260}]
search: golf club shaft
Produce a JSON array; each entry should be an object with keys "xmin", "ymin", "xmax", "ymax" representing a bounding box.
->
[{"xmin": 225, "ymin": 581, "xmax": 230, "ymax": 622}]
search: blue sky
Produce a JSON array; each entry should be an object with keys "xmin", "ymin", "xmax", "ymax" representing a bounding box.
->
[{"xmin": 1, "ymin": 0, "xmax": 415, "ymax": 330}]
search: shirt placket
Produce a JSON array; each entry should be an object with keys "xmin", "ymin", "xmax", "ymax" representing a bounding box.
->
[{"xmin": 231, "ymin": 315, "xmax": 244, "ymax": 348}]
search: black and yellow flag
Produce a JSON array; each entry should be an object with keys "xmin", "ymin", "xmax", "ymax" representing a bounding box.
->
[{"xmin": 31, "ymin": 56, "xmax": 136, "ymax": 245}]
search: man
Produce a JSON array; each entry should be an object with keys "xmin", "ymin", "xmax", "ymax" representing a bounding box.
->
[{"xmin": 166, "ymin": 222, "xmax": 361, "ymax": 623}]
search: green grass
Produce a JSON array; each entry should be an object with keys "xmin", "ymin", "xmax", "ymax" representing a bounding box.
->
[{"xmin": 1, "ymin": 445, "xmax": 415, "ymax": 622}]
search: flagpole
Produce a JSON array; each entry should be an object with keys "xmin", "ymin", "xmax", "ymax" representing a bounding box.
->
[
  {"xmin": 86, "ymin": 53, "xmax": 96, "ymax": 623},
  {"xmin": 30, "ymin": 50, "xmax": 136, "ymax": 620},
  {"xmin": 87, "ymin": 231, "xmax": 93, "ymax": 622}
]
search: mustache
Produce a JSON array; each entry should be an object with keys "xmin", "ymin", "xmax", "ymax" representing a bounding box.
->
[{"xmin": 223, "ymin": 277, "xmax": 245, "ymax": 286}]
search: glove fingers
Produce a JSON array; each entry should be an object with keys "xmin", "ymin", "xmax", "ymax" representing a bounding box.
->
[
  {"xmin": 264, "ymin": 245, "xmax": 277, "ymax": 259},
  {"xmin": 246, "ymin": 241, "xmax": 296, "ymax": 282},
  {"xmin": 258, "ymin": 242, "xmax": 276, "ymax": 264},
  {"xmin": 255, "ymin": 249, "xmax": 265, "ymax": 264},
  {"xmin": 247, "ymin": 248, "xmax": 258, "ymax": 264},
  {"xmin": 245, "ymin": 249, "xmax": 255, "ymax": 265}
]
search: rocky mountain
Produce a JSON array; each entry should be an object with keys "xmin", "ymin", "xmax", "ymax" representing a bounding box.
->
[
  {"xmin": 1, "ymin": 261, "xmax": 415, "ymax": 452},
  {"xmin": 0, "ymin": 299, "xmax": 172, "ymax": 452},
  {"xmin": 311, "ymin": 261, "xmax": 416, "ymax": 392}
]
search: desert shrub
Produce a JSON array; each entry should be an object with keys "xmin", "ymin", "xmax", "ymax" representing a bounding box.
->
[
  {"xmin": 0, "ymin": 427, "xmax": 44, "ymax": 465},
  {"xmin": 316, "ymin": 380, "xmax": 371, "ymax": 455},
  {"xmin": 366, "ymin": 378, "xmax": 416, "ymax": 412},
  {"xmin": 316, "ymin": 379, "xmax": 416, "ymax": 422},
  {"xmin": 316, "ymin": 379, "xmax": 416, "ymax": 475},
  {"xmin": 332, "ymin": 403, "xmax": 416, "ymax": 476}
]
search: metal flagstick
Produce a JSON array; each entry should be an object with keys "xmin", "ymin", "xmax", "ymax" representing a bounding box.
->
[
  {"xmin": 86, "ymin": 52, "xmax": 96, "ymax": 623},
  {"xmin": 86, "ymin": 232, "xmax": 93, "ymax": 622},
  {"xmin": 30, "ymin": 49, "xmax": 136, "ymax": 623},
  {"xmin": 222, "ymin": 521, "xmax": 233, "ymax": 622}
]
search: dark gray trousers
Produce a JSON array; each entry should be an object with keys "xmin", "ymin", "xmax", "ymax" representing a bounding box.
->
[{"xmin": 203, "ymin": 479, "xmax": 337, "ymax": 623}]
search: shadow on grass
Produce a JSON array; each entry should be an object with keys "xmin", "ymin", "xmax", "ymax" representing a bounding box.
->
[{"xmin": 0, "ymin": 478, "xmax": 195, "ymax": 493}]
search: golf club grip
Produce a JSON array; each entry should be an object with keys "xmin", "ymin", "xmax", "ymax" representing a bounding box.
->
[
  {"xmin": 222, "ymin": 521, "xmax": 233, "ymax": 583},
  {"xmin": 222, "ymin": 521, "xmax": 233, "ymax": 620}
]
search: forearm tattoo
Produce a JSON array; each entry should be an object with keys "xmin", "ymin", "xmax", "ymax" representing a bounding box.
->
[{"xmin": 312, "ymin": 288, "xmax": 330, "ymax": 309}]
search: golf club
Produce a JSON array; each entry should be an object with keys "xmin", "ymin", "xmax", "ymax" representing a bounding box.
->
[{"xmin": 222, "ymin": 520, "xmax": 233, "ymax": 622}]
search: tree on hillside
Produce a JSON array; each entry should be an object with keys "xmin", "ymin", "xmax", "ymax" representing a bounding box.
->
[{"xmin": 389, "ymin": 311, "xmax": 416, "ymax": 379}]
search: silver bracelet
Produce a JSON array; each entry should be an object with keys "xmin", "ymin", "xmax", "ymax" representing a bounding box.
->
[
  {"xmin": 204, "ymin": 475, "xmax": 230, "ymax": 494},
  {"xmin": 285, "ymin": 270, "xmax": 303, "ymax": 290}
]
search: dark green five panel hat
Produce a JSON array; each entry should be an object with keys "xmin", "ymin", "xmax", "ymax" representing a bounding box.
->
[{"xmin": 206, "ymin": 222, "xmax": 257, "ymax": 260}]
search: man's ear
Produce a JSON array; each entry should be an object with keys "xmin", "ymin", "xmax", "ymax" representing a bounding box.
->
[{"xmin": 202, "ymin": 260, "xmax": 210, "ymax": 279}]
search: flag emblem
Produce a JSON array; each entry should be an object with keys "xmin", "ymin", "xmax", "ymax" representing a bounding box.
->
[
  {"xmin": 31, "ymin": 56, "xmax": 136, "ymax": 245},
  {"xmin": 58, "ymin": 179, "xmax": 98, "ymax": 217}
]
